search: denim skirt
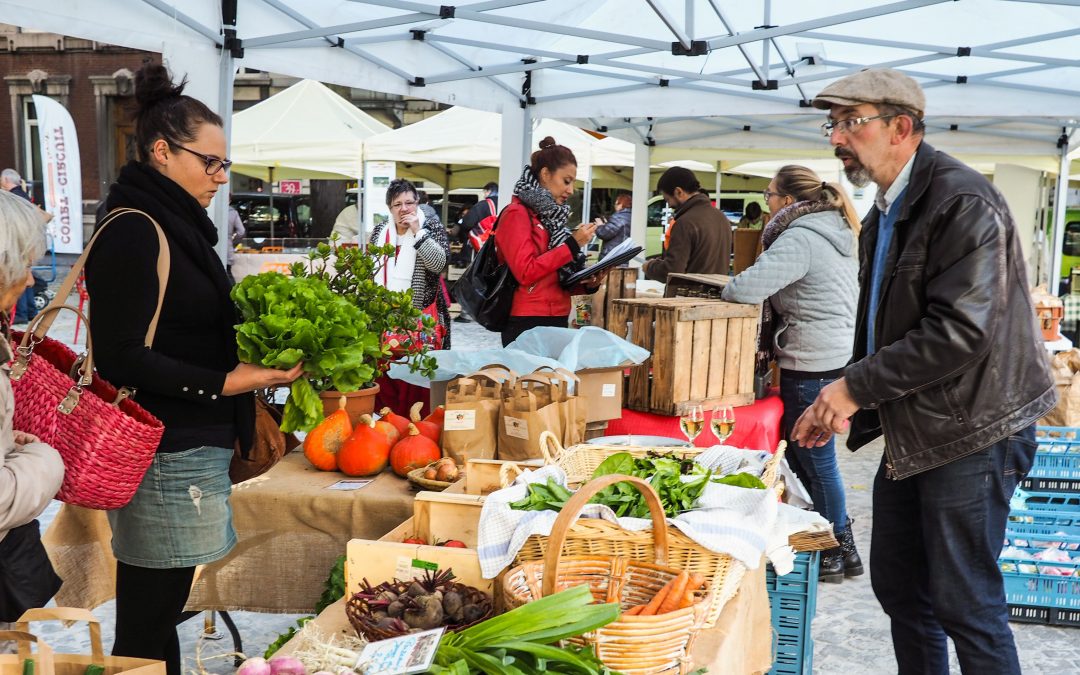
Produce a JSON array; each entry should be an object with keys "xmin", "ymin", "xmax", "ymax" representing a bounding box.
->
[{"xmin": 107, "ymin": 446, "xmax": 237, "ymax": 569}]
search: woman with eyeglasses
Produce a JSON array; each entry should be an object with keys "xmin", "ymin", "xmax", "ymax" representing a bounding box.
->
[
  {"xmin": 369, "ymin": 178, "xmax": 452, "ymax": 348},
  {"xmin": 722, "ymin": 165, "xmax": 863, "ymax": 585},
  {"xmin": 84, "ymin": 63, "xmax": 301, "ymax": 673}
]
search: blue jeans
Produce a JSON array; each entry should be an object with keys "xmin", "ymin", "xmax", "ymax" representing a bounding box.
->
[
  {"xmin": 870, "ymin": 426, "xmax": 1037, "ymax": 675},
  {"xmin": 780, "ymin": 375, "xmax": 849, "ymax": 535},
  {"xmin": 14, "ymin": 286, "xmax": 35, "ymax": 321}
]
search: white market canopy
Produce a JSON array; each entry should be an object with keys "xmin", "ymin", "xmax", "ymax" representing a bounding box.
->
[{"xmin": 230, "ymin": 78, "xmax": 391, "ymax": 180}]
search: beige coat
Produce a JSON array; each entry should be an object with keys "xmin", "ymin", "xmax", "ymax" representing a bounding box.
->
[{"xmin": 0, "ymin": 338, "xmax": 64, "ymax": 544}]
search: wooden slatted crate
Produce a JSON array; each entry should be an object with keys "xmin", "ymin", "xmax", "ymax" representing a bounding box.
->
[
  {"xmin": 589, "ymin": 266, "xmax": 639, "ymax": 330},
  {"xmin": 609, "ymin": 297, "xmax": 761, "ymax": 415}
]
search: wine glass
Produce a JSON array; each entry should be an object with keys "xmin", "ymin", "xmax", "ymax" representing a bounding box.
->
[
  {"xmin": 679, "ymin": 405, "xmax": 705, "ymax": 445},
  {"xmin": 711, "ymin": 405, "xmax": 736, "ymax": 444}
]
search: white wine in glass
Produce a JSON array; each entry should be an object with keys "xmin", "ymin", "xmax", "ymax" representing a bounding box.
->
[
  {"xmin": 680, "ymin": 405, "xmax": 705, "ymax": 443},
  {"xmin": 711, "ymin": 405, "xmax": 736, "ymax": 443}
]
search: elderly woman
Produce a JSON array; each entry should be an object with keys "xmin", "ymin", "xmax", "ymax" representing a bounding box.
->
[
  {"xmin": 369, "ymin": 178, "xmax": 452, "ymax": 348},
  {"xmin": 0, "ymin": 190, "xmax": 65, "ymax": 627}
]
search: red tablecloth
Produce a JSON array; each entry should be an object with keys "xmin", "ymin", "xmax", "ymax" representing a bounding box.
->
[{"xmin": 606, "ymin": 394, "xmax": 784, "ymax": 452}]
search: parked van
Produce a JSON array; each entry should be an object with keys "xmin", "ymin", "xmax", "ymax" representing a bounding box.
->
[
  {"xmin": 644, "ymin": 192, "xmax": 766, "ymax": 256},
  {"xmin": 1056, "ymin": 208, "xmax": 1080, "ymax": 280}
]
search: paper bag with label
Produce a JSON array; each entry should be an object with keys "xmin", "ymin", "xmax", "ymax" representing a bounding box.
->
[
  {"xmin": 531, "ymin": 367, "xmax": 587, "ymax": 447},
  {"xmin": 1040, "ymin": 349, "xmax": 1080, "ymax": 427},
  {"xmin": 498, "ymin": 376, "xmax": 563, "ymax": 461},
  {"xmin": 443, "ymin": 368, "xmax": 515, "ymax": 464}
]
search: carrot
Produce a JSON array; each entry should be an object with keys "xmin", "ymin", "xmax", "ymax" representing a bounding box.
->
[
  {"xmin": 688, "ymin": 572, "xmax": 706, "ymax": 591},
  {"xmin": 623, "ymin": 605, "xmax": 645, "ymax": 616},
  {"xmin": 640, "ymin": 579, "xmax": 674, "ymax": 616},
  {"xmin": 678, "ymin": 589, "xmax": 695, "ymax": 609},
  {"xmin": 658, "ymin": 571, "xmax": 690, "ymax": 614}
]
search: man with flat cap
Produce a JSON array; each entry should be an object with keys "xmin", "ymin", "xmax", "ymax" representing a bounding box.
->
[{"xmin": 792, "ymin": 68, "xmax": 1054, "ymax": 674}]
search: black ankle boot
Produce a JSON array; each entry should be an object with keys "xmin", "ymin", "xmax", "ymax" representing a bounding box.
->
[
  {"xmin": 838, "ymin": 524, "xmax": 864, "ymax": 577},
  {"xmin": 819, "ymin": 548, "xmax": 844, "ymax": 583}
]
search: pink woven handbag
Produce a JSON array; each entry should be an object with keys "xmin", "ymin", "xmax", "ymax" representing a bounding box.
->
[{"xmin": 9, "ymin": 208, "xmax": 168, "ymax": 510}]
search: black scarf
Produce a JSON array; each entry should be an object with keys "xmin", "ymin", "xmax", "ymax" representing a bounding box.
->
[
  {"xmin": 104, "ymin": 161, "xmax": 255, "ymax": 454},
  {"xmin": 513, "ymin": 166, "xmax": 585, "ymax": 284}
]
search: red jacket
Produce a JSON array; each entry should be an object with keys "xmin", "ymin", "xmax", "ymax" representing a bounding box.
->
[{"xmin": 495, "ymin": 197, "xmax": 582, "ymax": 317}]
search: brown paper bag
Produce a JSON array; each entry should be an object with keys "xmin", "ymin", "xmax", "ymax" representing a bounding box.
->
[
  {"xmin": 1040, "ymin": 349, "xmax": 1080, "ymax": 427},
  {"xmin": 443, "ymin": 368, "xmax": 517, "ymax": 464},
  {"xmin": 498, "ymin": 376, "xmax": 564, "ymax": 461},
  {"xmin": 1, "ymin": 608, "xmax": 164, "ymax": 675},
  {"xmin": 532, "ymin": 367, "xmax": 587, "ymax": 447}
]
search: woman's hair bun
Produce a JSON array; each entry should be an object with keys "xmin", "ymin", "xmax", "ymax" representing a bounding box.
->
[
  {"xmin": 538, "ymin": 136, "xmax": 557, "ymax": 150},
  {"xmin": 135, "ymin": 62, "xmax": 187, "ymax": 110}
]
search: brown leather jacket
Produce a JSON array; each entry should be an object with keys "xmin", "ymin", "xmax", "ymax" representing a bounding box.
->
[
  {"xmin": 644, "ymin": 193, "xmax": 731, "ymax": 282},
  {"xmin": 845, "ymin": 142, "xmax": 1056, "ymax": 479}
]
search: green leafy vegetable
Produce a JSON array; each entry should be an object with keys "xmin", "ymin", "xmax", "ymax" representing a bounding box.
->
[
  {"xmin": 508, "ymin": 478, "xmax": 574, "ymax": 512},
  {"xmin": 232, "ymin": 272, "xmax": 386, "ymax": 432},
  {"xmin": 714, "ymin": 472, "xmax": 767, "ymax": 489}
]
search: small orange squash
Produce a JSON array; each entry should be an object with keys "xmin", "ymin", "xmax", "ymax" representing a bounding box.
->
[
  {"xmin": 379, "ymin": 406, "xmax": 411, "ymax": 438},
  {"xmin": 390, "ymin": 424, "xmax": 442, "ymax": 477},
  {"xmin": 338, "ymin": 415, "xmax": 392, "ymax": 477},
  {"xmin": 366, "ymin": 413, "xmax": 401, "ymax": 445},
  {"xmin": 424, "ymin": 405, "xmax": 446, "ymax": 429},
  {"xmin": 303, "ymin": 396, "xmax": 351, "ymax": 471},
  {"xmin": 410, "ymin": 401, "xmax": 442, "ymax": 444}
]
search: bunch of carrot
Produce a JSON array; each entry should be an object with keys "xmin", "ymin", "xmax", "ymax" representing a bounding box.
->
[{"xmin": 622, "ymin": 571, "xmax": 706, "ymax": 616}]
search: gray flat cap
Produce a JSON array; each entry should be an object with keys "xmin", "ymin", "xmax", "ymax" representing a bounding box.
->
[{"xmin": 812, "ymin": 68, "xmax": 925, "ymax": 119}]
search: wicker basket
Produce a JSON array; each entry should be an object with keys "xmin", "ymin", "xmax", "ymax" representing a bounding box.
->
[
  {"xmin": 503, "ymin": 475, "xmax": 707, "ymax": 675},
  {"xmin": 512, "ymin": 435, "xmax": 788, "ymax": 628},
  {"xmin": 406, "ymin": 461, "xmax": 463, "ymax": 491},
  {"xmin": 345, "ymin": 576, "xmax": 492, "ymax": 641}
]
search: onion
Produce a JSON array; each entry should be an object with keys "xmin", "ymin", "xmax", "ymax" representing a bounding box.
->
[
  {"xmin": 268, "ymin": 655, "xmax": 307, "ymax": 675},
  {"xmin": 237, "ymin": 658, "xmax": 272, "ymax": 675}
]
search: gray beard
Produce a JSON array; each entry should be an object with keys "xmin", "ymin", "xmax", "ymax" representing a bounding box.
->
[{"xmin": 843, "ymin": 162, "xmax": 872, "ymax": 188}]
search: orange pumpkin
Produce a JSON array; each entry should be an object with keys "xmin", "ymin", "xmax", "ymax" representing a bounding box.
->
[
  {"xmin": 424, "ymin": 405, "xmax": 446, "ymax": 428},
  {"xmin": 379, "ymin": 406, "xmax": 411, "ymax": 438},
  {"xmin": 390, "ymin": 424, "xmax": 442, "ymax": 477},
  {"xmin": 410, "ymin": 401, "xmax": 442, "ymax": 444},
  {"xmin": 364, "ymin": 413, "xmax": 401, "ymax": 445},
  {"xmin": 303, "ymin": 396, "xmax": 352, "ymax": 471},
  {"xmin": 338, "ymin": 416, "xmax": 392, "ymax": 477}
]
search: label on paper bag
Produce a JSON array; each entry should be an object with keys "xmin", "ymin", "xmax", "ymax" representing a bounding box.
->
[
  {"xmin": 504, "ymin": 416, "xmax": 529, "ymax": 439},
  {"xmin": 444, "ymin": 410, "xmax": 477, "ymax": 431},
  {"xmin": 601, "ymin": 383, "xmax": 617, "ymax": 398}
]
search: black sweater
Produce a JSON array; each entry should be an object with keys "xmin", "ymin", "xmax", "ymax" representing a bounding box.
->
[{"xmin": 85, "ymin": 162, "xmax": 254, "ymax": 453}]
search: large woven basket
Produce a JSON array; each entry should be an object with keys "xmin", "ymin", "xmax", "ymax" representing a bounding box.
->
[
  {"xmin": 513, "ymin": 435, "xmax": 788, "ymax": 628},
  {"xmin": 503, "ymin": 475, "xmax": 707, "ymax": 675}
]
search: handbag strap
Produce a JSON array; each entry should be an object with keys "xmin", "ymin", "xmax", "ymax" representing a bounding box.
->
[{"xmin": 33, "ymin": 207, "xmax": 170, "ymax": 348}]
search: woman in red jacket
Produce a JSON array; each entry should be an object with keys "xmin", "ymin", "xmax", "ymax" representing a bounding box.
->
[{"xmin": 495, "ymin": 137, "xmax": 603, "ymax": 346}]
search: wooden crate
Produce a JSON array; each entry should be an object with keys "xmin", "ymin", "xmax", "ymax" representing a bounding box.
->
[
  {"xmin": 590, "ymin": 266, "xmax": 639, "ymax": 330},
  {"xmin": 465, "ymin": 458, "xmax": 543, "ymax": 495},
  {"xmin": 609, "ymin": 297, "xmax": 760, "ymax": 415},
  {"xmin": 584, "ymin": 420, "xmax": 608, "ymax": 440},
  {"xmin": 663, "ymin": 273, "xmax": 733, "ymax": 298}
]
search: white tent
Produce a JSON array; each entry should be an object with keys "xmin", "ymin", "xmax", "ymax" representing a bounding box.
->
[
  {"xmin": 3, "ymin": 0, "xmax": 1078, "ymax": 279},
  {"xmin": 230, "ymin": 79, "xmax": 391, "ymax": 180}
]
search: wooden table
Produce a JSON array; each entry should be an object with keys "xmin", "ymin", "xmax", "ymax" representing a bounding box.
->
[{"xmin": 44, "ymin": 452, "xmax": 417, "ymax": 614}]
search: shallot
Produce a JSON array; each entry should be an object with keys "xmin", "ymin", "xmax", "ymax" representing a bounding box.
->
[
  {"xmin": 268, "ymin": 655, "xmax": 307, "ymax": 675},
  {"xmin": 237, "ymin": 658, "xmax": 272, "ymax": 675}
]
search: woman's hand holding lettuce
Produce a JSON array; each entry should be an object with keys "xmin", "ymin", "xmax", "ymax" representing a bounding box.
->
[{"xmin": 232, "ymin": 272, "xmax": 386, "ymax": 432}]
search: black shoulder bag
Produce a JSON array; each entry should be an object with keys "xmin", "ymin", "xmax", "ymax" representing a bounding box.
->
[{"xmin": 452, "ymin": 212, "xmax": 518, "ymax": 331}]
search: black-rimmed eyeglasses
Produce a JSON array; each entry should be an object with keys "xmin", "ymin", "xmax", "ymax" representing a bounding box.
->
[
  {"xmin": 172, "ymin": 142, "xmax": 232, "ymax": 175},
  {"xmin": 820, "ymin": 114, "xmax": 896, "ymax": 138}
]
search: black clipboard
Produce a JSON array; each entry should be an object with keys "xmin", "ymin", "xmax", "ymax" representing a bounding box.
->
[{"xmin": 561, "ymin": 243, "xmax": 643, "ymax": 288}]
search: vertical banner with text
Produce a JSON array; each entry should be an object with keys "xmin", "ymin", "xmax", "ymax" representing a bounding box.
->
[
  {"xmin": 363, "ymin": 160, "xmax": 396, "ymax": 244},
  {"xmin": 32, "ymin": 95, "xmax": 83, "ymax": 253}
]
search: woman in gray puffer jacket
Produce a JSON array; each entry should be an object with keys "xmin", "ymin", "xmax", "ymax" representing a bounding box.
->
[{"xmin": 722, "ymin": 165, "xmax": 862, "ymax": 584}]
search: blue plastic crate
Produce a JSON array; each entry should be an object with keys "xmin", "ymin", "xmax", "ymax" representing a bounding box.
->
[
  {"xmin": 1008, "ymin": 604, "xmax": 1080, "ymax": 627},
  {"xmin": 765, "ymin": 551, "xmax": 819, "ymax": 675},
  {"xmin": 1014, "ymin": 491, "xmax": 1080, "ymax": 514},
  {"xmin": 1032, "ymin": 426, "xmax": 1080, "ymax": 481},
  {"xmin": 999, "ymin": 535, "xmax": 1080, "ymax": 614},
  {"xmin": 1008, "ymin": 508, "xmax": 1080, "ymax": 537}
]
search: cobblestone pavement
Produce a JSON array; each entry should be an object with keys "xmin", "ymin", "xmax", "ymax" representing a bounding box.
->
[{"xmin": 26, "ymin": 301, "xmax": 1080, "ymax": 673}]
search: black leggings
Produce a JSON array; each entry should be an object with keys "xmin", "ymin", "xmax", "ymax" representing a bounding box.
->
[
  {"xmin": 500, "ymin": 315, "xmax": 568, "ymax": 347},
  {"xmin": 113, "ymin": 562, "xmax": 196, "ymax": 675}
]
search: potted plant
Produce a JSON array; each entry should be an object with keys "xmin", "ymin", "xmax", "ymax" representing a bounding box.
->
[{"xmin": 289, "ymin": 238, "xmax": 438, "ymax": 425}]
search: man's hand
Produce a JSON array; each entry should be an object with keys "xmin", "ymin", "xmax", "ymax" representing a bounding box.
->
[{"xmin": 791, "ymin": 377, "xmax": 859, "ymax": 447}]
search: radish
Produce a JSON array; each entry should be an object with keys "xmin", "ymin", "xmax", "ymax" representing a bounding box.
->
[
  {"xmin": 268, "ymin": 655, "xmax": 307, "ymax": 675},
  {"xmin": 237, "ymin": 658, "xmax": 272, "ymax": 675}
]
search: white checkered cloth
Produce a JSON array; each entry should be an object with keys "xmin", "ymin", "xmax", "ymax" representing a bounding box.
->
[{"xmin": 476, "ymin": 447, "xmax": 829, "ymax": 579}]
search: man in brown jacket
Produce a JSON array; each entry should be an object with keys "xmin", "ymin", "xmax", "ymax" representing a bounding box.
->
[{"xmin": 643, "ymin": 167, "xmax": 732, "ymax": 282}]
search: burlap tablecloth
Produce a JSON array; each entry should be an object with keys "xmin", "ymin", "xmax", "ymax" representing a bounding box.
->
[
  {"xmin": 43, "ymin": 452, "xmax": 415, "ymax": 614},
  {"xmin": 278, "ymin": 559, "xmax": 773, "ymax": 673}
]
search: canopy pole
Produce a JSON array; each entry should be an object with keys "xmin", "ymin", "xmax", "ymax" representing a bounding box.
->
[
  {"xmin": 499, "ymin": 105, "xmax": 530, "ymax": 205},
  {"xmin": 1050, "ymin": 134, "xmax": 1071, "ymax": 295},
  {"xmin": 442, "ymin": 164, "xmax": 451, "ymax": 225},
  {"xmin": 582, "ymin": 165, "xmax": 593, "ymax": 226},
  {"xmin": 268, "ymin": 166, "xmax": 275, "ymax": 241},
  {"xmin": 214, "ymin": 49, "xmax": 235, "ymax": 264},
  {"xmin": 715, "ymin": 161, "xmax": 723, "ymax": 200},
  {"xmin": 630, "ymin": 143, "xmax": 650, "ymax": 253}
]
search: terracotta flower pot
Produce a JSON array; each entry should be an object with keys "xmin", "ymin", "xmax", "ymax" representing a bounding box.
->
[{"xmin": 320, "ymin": 383, "xmax": 380, "ymax": 428}]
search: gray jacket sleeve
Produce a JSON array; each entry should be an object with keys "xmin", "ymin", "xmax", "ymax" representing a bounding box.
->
[
  {"xmin": 722, "ymin": 230, "xmax": 811, "ymax": 304},
  {"xmin": 0, "ymin": 442, "xmax": 64, "ymax": 538}
]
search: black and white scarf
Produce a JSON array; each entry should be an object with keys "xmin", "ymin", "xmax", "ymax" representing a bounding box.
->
[{"xmin": 513, "ymin": 166, "xmax": 586, "ymax": 284}]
